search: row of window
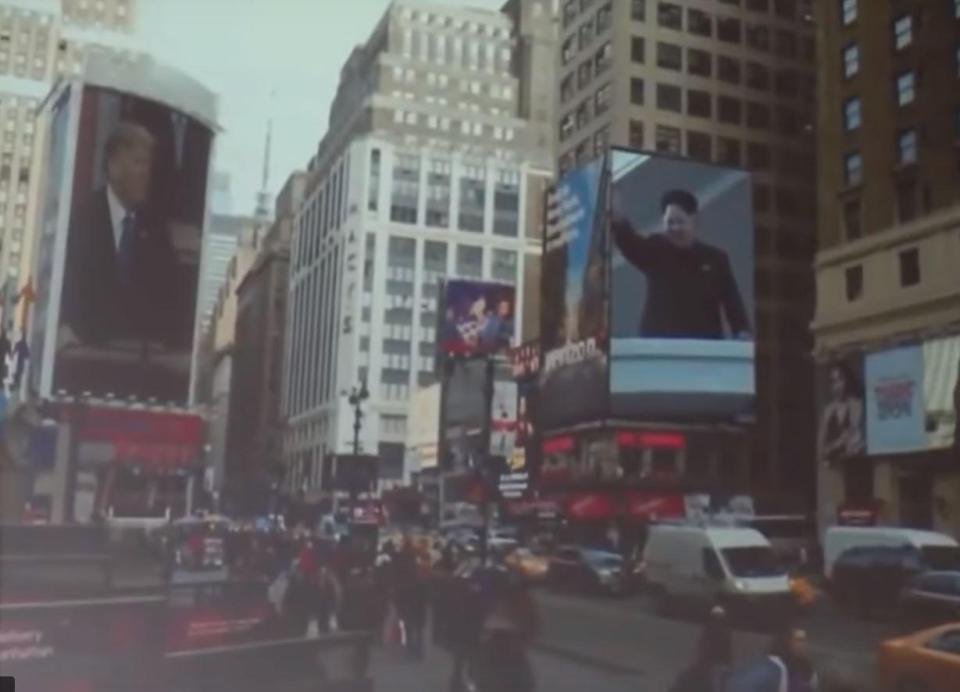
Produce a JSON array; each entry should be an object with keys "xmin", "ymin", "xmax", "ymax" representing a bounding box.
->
[
  {"xmin": 389, "ymin": 66, "xmax": 515, "ymax": 101},
  {"xmin": 843, "ymin": 246, "xmax": 921, "ymax": 304},
  {"xmin": 398, "ymin": 26, "xmax": 511, "ymax": 74},
  {"xmin": 842, "ymin": 0, "xmax": 960, "ymax": 27},
  {"xmin": 560, "ymin": 39, "xmax": 811, "ymax": 106},
  {"xmin": 398, "ymin": 6, "xmax": 510, "ymax": 38},
  {"xmin": 390, "ymin": 108, "xmax": 517, "ymax": 143}
]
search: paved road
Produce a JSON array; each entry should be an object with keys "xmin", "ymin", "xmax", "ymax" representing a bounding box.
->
[{"xmin": 533, "ymin": 588, "xmax": 894, "ymax": 690}]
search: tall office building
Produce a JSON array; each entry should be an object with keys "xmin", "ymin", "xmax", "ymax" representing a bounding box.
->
[
  {"xmin": 812, "ymin": 0, "xmax": 960, "ymax": 533},
  {"xmin": 554, "ymin": 0, "xmax": 817, "ymax": 502},
  {"xmin": 280, "ymin": 0, "xmax": 557, "ymax": 496},
  {"xmin": 0, "ymin": 0, "xmax": 136, "ymax": 325}
]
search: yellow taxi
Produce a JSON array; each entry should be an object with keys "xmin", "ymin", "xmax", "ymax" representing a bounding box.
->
[
  {"xmin": 878, "ymin": 623, "xmax": 960, "ymax": 692},
  {"xmin": 505, "ymin": 546, "xmax": 550, "ymax": 583}
]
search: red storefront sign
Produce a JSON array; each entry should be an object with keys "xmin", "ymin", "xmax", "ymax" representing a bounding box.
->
[
  {"xmin": 624, "ymin": 491, "xmax": 685, "ymax": 521},
  {"xmin": 837, "ymin": 504, "xmax": 879, "ymax": 527},
  {"xmin": 616, "ymin": 431, "xmax": 686, "ymax": 449},
  {"xmin": 72, "ymin": 406, "xmax": 203, "ymax": 470},
  {"xmin": 542, "ymin": 435, "xmax": 575, "ymax": 454},
  {"xmin": 565, "ymin": 493, "xmax": 616, "ymax": 521}
]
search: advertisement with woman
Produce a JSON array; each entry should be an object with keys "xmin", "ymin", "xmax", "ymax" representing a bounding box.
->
[{"xmin": 817, "ymin": 357, "xmax": 866, "ymax": 465}]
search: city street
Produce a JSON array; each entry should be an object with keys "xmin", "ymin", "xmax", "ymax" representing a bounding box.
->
[{"xmin": 531, "ymin": 588, "xmax": 891, "ymax": 690}]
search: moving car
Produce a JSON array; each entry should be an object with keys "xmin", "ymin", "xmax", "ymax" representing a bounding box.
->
[
  {"xmin": 505, "ymin": 546, "xmax": 550, "ymax": 583},
  {"xmin": 878, "ymin": 623, "xmax": 960, "ymax": 692},
  {"xmin": 643, "ymin": 524, "xmax": 792, "ymax": 616},
  {"xmin": 898, "ymin": 571, "xmax": 960, "ymax": 627},
  {"xmin": 547, "ymin": 546, "xmax": 630, "ymax": 595},
  {"xmin": 823, "ymin": 527, "xmax": 960, "ymax": 580}
]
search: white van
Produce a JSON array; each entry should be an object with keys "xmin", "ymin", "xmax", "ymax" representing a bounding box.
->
[
  {"xmin": 643, "ymin": 524, "xmax": 791, "ymax": 613},
  {"xmin": 823, "ymin": 527, "xmax": 960, "ymax": 580}
]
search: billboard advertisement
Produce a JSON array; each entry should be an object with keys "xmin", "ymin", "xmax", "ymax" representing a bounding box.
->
[
  {"xmin": 922, "ymin": 335, "xmax": 959, "ymax": 451},
  {"xmin": 609, "ymin": 150, "xmax": 754, "ymax": 417},
  {"xmin": 865, "ymin": 345, "xmax": 926, "ymax": 455},
  {"xmin": 438, "ymin": 279, "xmax": 516, "ymax": 357},
  {"xmin": 539, "ymin": 157, "xmax": 609, "ymax": 429},
  {"xmin": 817, "ymin": 355, "xmax": 866, "ymax": 464},
  {"xmin": 489, "ymin": 380, "xmax": 518, "ymax": 458},
  {"xmin": 49, "ymin": 85, "xmax": 213, "ymax": 404}
]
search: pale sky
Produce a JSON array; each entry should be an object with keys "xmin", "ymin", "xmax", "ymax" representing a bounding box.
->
[{"xmin": 136, "ymin": 0, "xmax": 504, "ymax": 216}]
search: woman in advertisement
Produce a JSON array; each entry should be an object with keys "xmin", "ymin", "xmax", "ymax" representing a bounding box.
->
[{"xmin": 818, "ymin": 363, "xmax": 866, "ymax": 463}]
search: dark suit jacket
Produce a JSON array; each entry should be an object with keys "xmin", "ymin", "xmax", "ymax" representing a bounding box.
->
[
  {"xmin": 60, "ymin": 188, "xmax": 182, "ymax": 348},
  {"xmin": 613, "ymin": 219, "xmax": 750, "ymax": 339}
]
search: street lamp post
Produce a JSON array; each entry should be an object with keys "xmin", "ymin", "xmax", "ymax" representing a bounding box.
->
[{"xmin": 343, "ymin": 381, "xmax": 369, "ymax": 516}]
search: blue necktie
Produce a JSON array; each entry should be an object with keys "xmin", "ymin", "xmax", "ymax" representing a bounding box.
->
[{"xmin": 118, "ymin": 212, "xmax": 136, "ymax": 285}]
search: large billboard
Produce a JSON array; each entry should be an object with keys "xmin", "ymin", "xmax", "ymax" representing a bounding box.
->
[
  {"xmin": 438, "ymin": 279, "xmax": 516, "ymax": 358},
  {"xmin": 609, "ymin": 150, "xmax": 754, "ymax": 418},
  {"xmin": 539, "ymin": 157, "xmax": 609, "ymax": 429},
  {"xmin": 46, "ymin": 85, "xmax": 213, "ymax": 404},
  {"xmin": 816, "ymin": 355, "xmax": 866, "ymax": 464}
]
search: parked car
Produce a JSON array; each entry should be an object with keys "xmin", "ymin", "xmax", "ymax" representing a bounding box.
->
[
  {"xmin": 832, "ymin": 545, "xmax": 925, "ymax": 618},
  {"xmin": 898, "ymin": 571, "xmax": 960, "ymax": 627},
  {"xmin": 824, "ymin": 527, "xmax": 960, "ymax": 581},
  {"xmin": 547, "ymin": 546, "xmax": 631, "ymax": 596},
  {"xmin": 878, "ymin": 623, "xmax": 960, "ymax": 692}
]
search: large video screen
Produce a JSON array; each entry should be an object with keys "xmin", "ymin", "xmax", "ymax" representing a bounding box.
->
[
  {"xmin": 538, "ymin": 157, "xmax": 609, "ymax": 429},
  {"xmin": 438, "ymin": 279, "xmax": 516, "ymax": 358},
  {"xmin": 52, "ymin": 86, "xmax": 212, "ymax": 403},
  {"xmin": 610, "ymin": 151, "xmax": 754, "ymax": 341}
]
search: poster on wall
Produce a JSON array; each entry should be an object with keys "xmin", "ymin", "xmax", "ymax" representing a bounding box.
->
[
  {"xmin": 539, "ymin": 156, "xmax": 609, "ymax": 429},
  {"xmin": 922, "ymin": 335, "xmax": 960, "ymax": 451},
  {"xmin": 489, "ymin": 380, "xmax": 518, "ymax": 459},
  {"xmin": 865, "ymin": 345, "xmax": 926, "ymax": 455},
  {"xmin": 817, "ymin": 355, "xmax": 866, "ymax": 464}
]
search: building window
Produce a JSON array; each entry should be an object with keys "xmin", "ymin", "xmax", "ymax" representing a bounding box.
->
[
  {"xmin": 746, "ymin": 62, "xmax": 770, "ymax": 91},
  {"xmin": 562, "ymin": 36, "xmax": 575, "ymax": 65},
  {"xmin": 843, "ymin": 97, "xmax": 861, "ymax": 130},
  {"xmin": 843, "ymin": 198, "xmax": 862, "ymax": 240},
  {"xmin": 844, "ymin": 151, "xmax": 863, "ymax": 186},
  {"xmin": 774, "ymin": 69, "xmax": 798, "ymax": 97},
  {"xmin": 687, "ymin": 131, "xmax": 711, "ymax": 161},
  {"xmin": 657, "ymin": 83, "xmax": 682, "ymax": 112},
  {"xmin": 688, "ymin": 48, "xmax": 711, "ymax": 77},
  {"xmin": 896, "ymin": 180, "xmax": 918, "ymax": 222},
  {"xmin": 896, "ymin": 71, "xmax": 915, "ymax": 106},
  {"xmin": 578, "ymin": 19, "xmax": 595, "ymax": 50},
  {"xmin": 897, "ymin": 129, "xmax": 918, "ymax": 165},
  {"xmin": 718, "ymin": 96, "xmax": 742, "ymax": 124},
  {"xmin": 775, "ymin": 30, "xmax": 797, "ymax": 59},
  {"xmin": 630, "ymin": 77, "xmax": 645, "ymax": 104},
  {"xmin": 562, "ymin": 0, "xmax": 577, "ymax": 28},
  {"xmin": 841, "ymin": 0, "xmax": 857, "ymax": 26},
  {"xmin": 746, "ymin": 142, "xmax": 771, "ymax": 170},
  {"xmin": 778, "ymin": 107, "xmax": 800, "ymax": 136},
  {"xmin": 390, "ymin": 153, "xmax": 420, "ymax": 224},
  {"xmin": 595, "ymin": 82, "xmax": 612, "ymax": 114},
  {"xmin": 658, "ymin": 2, "xmax": 683, "ymax": 30},
  {"xmin": 631, "ymin": 36, "xmax": 645, "ymax": 63},
  {"xmin": 654, "ymin": 124, "xmax": 682, "ymax": 154},
  {"xmin": 594, "ymin": 126, "xmax": 610, "ymax": 155},
  {"xmin": 561, "ymin": 74, "xmax": 575, "ymax": 103},
  {"xmin": 717, "ymin": 17, "xmax": 741, "ymax": 44},
  {"xmin": 899, "ymin": 248, "xmax": 920, "ymax": 287},
  {"xmin": 594, "ymin": 41, "xmax": 613, "ymax": 74},
  {"xmin": 596, "ymin": 2, "xmax": 613, "ymax": 32},
  {"xmin": 578, "ymin": 59, "xmax": 593, "ymax": 88},
  {"xmin": 845, "ymin": 265, "xmax": 863, "ymax": 301},
  {"xmin": 717, "ymin": 137, "xmax": 740, "ymax": 166},
  {"xmin": 459, "ymin": 168, "xmax": 486, "ymax": 232},
  {"xmin": 493, "ymin": 170, "xmax": 519, "ymax": 237},
  {"xmin": 746, "ymin": 102, "xmax": 771, "ymax": 129},
  {"xmin": 368, "ymin": 148, "xmax": 380, "ymax": 211},
  {"xmin": 893, "ymin": 14, "xmax": 912, "ymax": 51},
  {"xmin": 745, "ymin": 24, "xmax": 770, "ymax": 51},
  {"xmin": 774, "ymin": 0, "xmax": 795, "ymax": 18},
  {"xmin": 576, "ymin": 99, "xmax": 591, "ymax": 128},
  {"xmin": 657, "ymin": 42, "xmax": 682, "ymax": 71},
  {"xmin": 426, "ymin": 159, "xmax": 452, "ymax": 227},
  {"xmin": 456, "ymin": 244, "xmax": 483, "ymax": 278},
  {"xmin": 718, "ymin": 55, "xmax": 741, "ymax": 84},
  {"xmin": 843, "ymin": 43, "xmax": 859, "ymax": 78},
  {"xmin": 560, "ymin": 112, "xmax": 575, "ymax": 141},
  {"xmin": 688, "ymin": 8, "xmax": 711, "ymax": 37},
  {"xmin": 746, "ymin": 0, "xmax": 769, "ymax": 10},
  {"xmin": 492, "ymin": 248, "xmax": 518, "ymax": 284},
  {"xmin": 629, "ymin": 120, "xmax": 644, "ymax": 148},
  {"xmin": 631, "ymin": 0, "xmax": 646, "ymax": 21},
  {"xmin": 688, "ymin": 89, "xmax": 711, "ymax": 118}
]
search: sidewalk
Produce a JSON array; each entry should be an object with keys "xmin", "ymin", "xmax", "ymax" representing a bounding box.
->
[{"xmin": 371, "ymin": 641, "xmax": 642, "ymax": 692}]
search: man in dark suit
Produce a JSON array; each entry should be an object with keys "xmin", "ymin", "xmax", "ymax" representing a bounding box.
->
[
  {"xmin": 59, "ymin": 121, "xmax": 180, "ymax": 350},
  {"xmin": 611, "ymin": 188, "xmax": 751, "ymax": 340}
]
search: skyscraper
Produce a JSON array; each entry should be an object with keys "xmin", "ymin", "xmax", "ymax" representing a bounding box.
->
[
  {"xmin": 554, "ymin": 0, "xmax": 817, "ymax": 501},
  {"xmin": 280, "ymin": 0, "xmax": 558, "ymax": 496},
  {"xmin": 812, "ymin": 0, "xmax": 960, "ymax": 533}
]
